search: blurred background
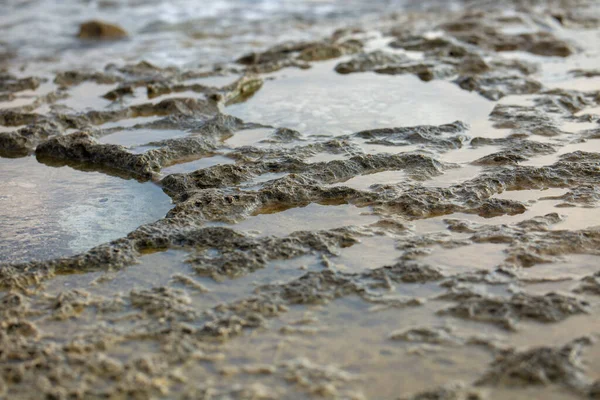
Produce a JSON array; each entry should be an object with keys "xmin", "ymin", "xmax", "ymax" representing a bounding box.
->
[{"xmin": 0, "ymin": 0, "xmax": 459, "ymax": 71}]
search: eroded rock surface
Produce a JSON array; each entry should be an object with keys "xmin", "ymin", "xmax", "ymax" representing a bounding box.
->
[{"xmin": 2, "ymin": 0, "xmax": 600, "ymax": 399}]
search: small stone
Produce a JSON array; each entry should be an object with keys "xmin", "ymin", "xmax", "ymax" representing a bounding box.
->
[{"xmin": 78, "ymin": 20, "xmax": 128, "ymax": 40}]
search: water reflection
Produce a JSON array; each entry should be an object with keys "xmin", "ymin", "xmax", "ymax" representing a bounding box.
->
[{"xmin": 0, "ymin": 156, "xmax": 172, "ymax": 262}]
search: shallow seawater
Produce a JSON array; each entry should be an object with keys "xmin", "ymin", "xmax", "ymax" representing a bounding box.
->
[
  {"xmin": 160, "ymin": 154, "xmax": 236, "ymax": 175},
  {"xmin": 225, "ymin": 127, "xmax": 277, "ymax": 147},
  {"xmin": 4, "ymin": 1, "xmax": 600, "ymax": 399},
  {"xmin": 0, "ymin": 156, "xmax": 172, "ymax": 263},
  {"xmin": 99, "ymin": 128, "xmax": 188, "ymax": 147},
  {"xmin": 421, "ymin": 243, "xmax": 508, "ymax": 273},
  {"xmin": 0, "ymin": 0, "xmax": 422, "ymax": 71},
  {"xmin": 213, "ymin": 298, "xmax": 495, "ymax": 399},
  {"xmin": 227, "ymin": 60, "xmax": 495, "ymax": 137},
  {"xmin": 328, "ymin": 235, "xmax": 400, "ymax": 272},
  {"xmin": 234, "ymin": 202, "xmax": 379, "ymax": 236},
  {"xmin": 57, "ymin": 81, "xmax": 116, "ymax": 111},
  {"xmin": 98, "ymin": 115, "xmax": 165, "ymax": 129}
]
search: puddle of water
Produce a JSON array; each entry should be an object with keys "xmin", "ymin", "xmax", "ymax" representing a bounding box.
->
[
  {"xmin": 99, "ymin": 115, "xmax": 164, "ymax": 129},
  {"xmin": 511, "ymin": 305, "xmax": 600, "ymax": 364},
  {"xmin": 57, "ymin": 81, "xmax": 116, "ymax": 111},
  {"xmin": 306, "ymin": 153, "xmax": 349, "ymax": 163},
  {"xmin": 126, "ymin": 87, "xmax": 208, "ymax": 107},
  {"xmin": 227, "ymin": 60, "xmax": 495, "ymax": 137},
  {"xmin": 522, "ymin": 138, "xmax": 600, "ymax": 166},
  {"xmin": 42, "ymin": 249, "xmax": 320, "ymax": 315},
  {"xmin": 579, "ymin": 105, "xmax": 600, "ymax": 116},
  {"xmin": 43, "ymin": 250, "xmax": 192, "ymax": 298},
  {"xmin": 524, "ymin": 28, "xmax": 600, "ymax": 89},
  {"xmin": 161, "ymin": 154, "xmax": 235, "ymax": 175},
  {"xmin": 493, "ymin": 188, "xmax": 567, "ymax": 203},
  {"xmin": 561, "ymin": 120, "xmax": 599, "ymax": 134},
  {"xmin": 234, "ymin": 203, "xmax": 378, "ymax": 236},
  {"xmin": 519, "ymin": 254, "xmax": 600, "ymax": 282},
  {"xmin": 213, "ymin": 298, "xmax": 495, "ymax": 400},
  {"xmin": 225, "ymin": 127, "xmax": 275, "ymax": 147},
  {"xmin": 440, "ymin": 144, "xmax": 502, "ymax": 164},
  {"xmin": 546, "ymin": 76, "xmax": 600, "ymax": 92},
  {"xmin": 330, "ymin": 235, "xmax": 400, "ymax": 272},
  {"xmin": 360, "ymin": 142, "xmax": 423, "ymax": 155},
  {"xmin": 422, "ymin": 243, "xmax": 508, "ymax": 273},
  {"xmin": 0, "ymin": 125, "xmax": 19, "ymax": 133},
  {"xmin": 0, "ymin": 80, "xmax": 57, "ymax": 110},
  {"xmin": 3, "ymin": 8, "xmax": 600, "ymax": 400},
  {"xmin": 435, "ymin": 188, "xmax": 600, "ymax": 231},
  {"xmin": 0, "ymin": 156, "xmax": 172, "ymax": 262},
  {"xmin": 99, "ymin": 128, "xmax": 188, "ymax": 147}
]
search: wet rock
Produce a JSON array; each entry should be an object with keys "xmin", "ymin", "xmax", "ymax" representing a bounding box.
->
[
  {"xmin": 472, "ymin": 140, "xmax": 555, "ymax": 166},
  {"xmin": 472, "ymin": 150, "xmax": 529, "ymax": 166},
  {"xmin": 489, "ymin": 104, "xmax": 563, "ymax": 136},
  {"xmin": 279, "ymin": 358, "xmax": 360, "ymax": 398},
  {"xmin": 270, "ymin": 127, "xmax": 302, "ymax": 143},
  {"xmin": 237, "ymin": 38, "xmax": 361, "ymax": 73},
  {"xmin": 540, "ymin": 184, "xmax": 600, "ymax": 207},
  {"xmin": 77, "ymin": 20, "xmax": 128, "ymax": 40},
  {"xmin": 374, "ymin": 61, "xmax": 457, "ymax": 82},
  {"xmin": 369, "ymin": 262, "xmax": 444, "ymax": 284},
  {"xmin": 389, "ymin": 35, "xmax": 456, "ymax": 52},
  {"xmin": 54, "ymin": 70, "xmax": 122, "ymax": 86},
  {"xmin": 353, "ymin": 120, "xmax": 468, "ymax": 150},
  {"xmin": 335, "ymin": 50, "xmax": 456, "ymax": 82},
  {"xmin": 102, "ymin": 84, "xmax": 134, "ymax": 101},
  {"xmin": 389, "ymin": 326, "xmax": 459, "ymax": 345},
  {"xmin": 162, "ymin": 152, "xmax": 451, "ymax": 204},
  {"xmin": 490, "ymin": 58, "xmax": 538, "ymax": 76},
  {"xmin": 0, "ymin": 110, "xmax": 42, "ymax": 126},
  {"xmin": 398, "ymin": 382, "xmax": 485, "ymax": 400},
  {"xmin": 0, "ymin": 73, "xmax": 40, "ymax": 94},
  {"xmin": 4, "ymin": 3, "xmax": 600, "ymax": 398},
  {"xmin": 35, "ymin": 112, "xmax": 245, "ymax": 177},
  {"xmin": 550, "ymin": 10, "xmax": 600, "ymax": 29},
  {"xmin": 237, "ymin": 41, "xmax": 315, "ymax": 65},
  {"xmin": 476, "ymin": 337, "xmax": 593, "ymax": 392},
  {"xmin": 455, "ymin": 73, "xmax": 542, "ymax": 100},
  {"xmin": 52, "ymin": 289, "xmax": 92, "ymax": 319},
  {"xmin": 130, "ymin": 287, "xmax": 195, "ymax": 318},
  {"xmin": 130, "ymin": 97, "xmax": 219, "ymax": 118},
  {"xmin": 296, "ymin": 40, "xmax": 362, "ymax": 62},
  {"xmin": 570, "ymin": 69, "xmax": 600, "ymax": 78},
  {"xmin": 186, "ymin": 228, "xmax": 359, "ymax": 279},
  {"xmin": 440, "ymin": 17, "xmax": 574, "ymax": 57},
  {"xmin": 220, "ymin": 75, "xmax": 264, "ymax": 105},
  {"xmin": 534, "ymin": 89, "xmax": 596, "ymax": 116},
  {"xmin": 574, "ymin": 271, "xmax": 600, "ymax": 295},
  {"xmin": 439, "ymin": 291, "xmax": 589, "ymax": 330},
  {"xmin": 0, "ymin": 120, "xmax": 65, "ymax": 157},
  {"xmin": 335, "ymin": 50, "xmax": 411, "ymax": 74},
  {"xmin": 36, "ymin": 131, "xmax": 161, "ymax": 179}
]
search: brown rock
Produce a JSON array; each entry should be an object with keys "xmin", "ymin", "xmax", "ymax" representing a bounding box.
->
[{"xmin": 77, "ymin": 20, "xmax": 128, "ymax": 40}]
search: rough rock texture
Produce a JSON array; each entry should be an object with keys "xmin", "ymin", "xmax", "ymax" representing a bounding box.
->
[{"xmin": 3, "ymin": 1, "xmax": 600, "ymax": 399}]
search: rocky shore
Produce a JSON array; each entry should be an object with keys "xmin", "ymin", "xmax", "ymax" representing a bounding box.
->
[{"xmin": 2, "ymin": 1, "xmax": 600, "ymax": 398}]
